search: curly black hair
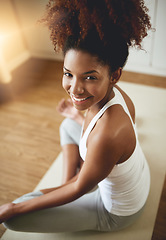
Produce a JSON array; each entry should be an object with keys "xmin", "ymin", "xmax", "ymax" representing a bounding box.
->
[{"xmin": 41, "ymin": 0, "xmax": 152, "ymax": 72}]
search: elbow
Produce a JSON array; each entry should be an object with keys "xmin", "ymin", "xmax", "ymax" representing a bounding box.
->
[{"xmin": 73, "ymin": 181, "xmax": 95, "ymax": 199}]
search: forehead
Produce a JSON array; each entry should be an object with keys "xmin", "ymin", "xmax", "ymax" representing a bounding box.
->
[{"xmin": 64, "ymin": 49, "xmax": 108, "ymax": 73}]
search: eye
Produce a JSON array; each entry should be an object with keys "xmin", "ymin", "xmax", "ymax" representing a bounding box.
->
[
  {"xmin": 85, "ymin": 76, "xmax": 97, "ymax": 80},
  {"xmin": 64, "ymin": 72, "xmax": 73, "ymax": 78}
]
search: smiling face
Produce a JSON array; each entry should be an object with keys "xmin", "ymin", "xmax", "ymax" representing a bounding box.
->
[{"xmin": 62, "ymin": 49, "xmax": 114, "ymax": 112}]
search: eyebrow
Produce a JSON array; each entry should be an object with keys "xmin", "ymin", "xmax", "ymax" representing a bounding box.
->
[
  {"xmin": 63, "ymin": 67, "xmax": 71, "ymax": 72},
  {"xmin": 63, "ymin": 66, "xmax": 99, "ymax": 75}
]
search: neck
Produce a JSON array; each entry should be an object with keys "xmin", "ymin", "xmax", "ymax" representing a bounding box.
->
[{"xmin": 89, "ymin": 85, "xmax": 115, "ymax": 114}]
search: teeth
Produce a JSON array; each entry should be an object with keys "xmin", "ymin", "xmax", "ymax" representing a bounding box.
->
[{"xmin": 72, "ymin": 96, "xmax": 88, "ymax": 102}]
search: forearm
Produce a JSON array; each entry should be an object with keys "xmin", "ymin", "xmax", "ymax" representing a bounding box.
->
[
  {"xmin": 0, "ymin": 175, "xmax": 82, "ymax": 223},
  {"xmin": 13, "ymin": 181, "xmax": 81, "ymax": 218},
  {"xmin": 40, "ymin": 173, "xmax": 79, "ymax": 194}
]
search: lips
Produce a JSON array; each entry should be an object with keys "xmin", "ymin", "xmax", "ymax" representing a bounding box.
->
[{"xmin": 71, "ymin": 94, "xmax": 91, "ymax": 103}]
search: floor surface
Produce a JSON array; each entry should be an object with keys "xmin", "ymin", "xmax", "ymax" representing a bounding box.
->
[{"xmin": 1, "ymin": 82, "xmax": 166, "ymax": 240}]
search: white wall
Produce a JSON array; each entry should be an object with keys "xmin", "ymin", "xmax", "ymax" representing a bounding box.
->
[
  {"xmin": 0, "ymin": 0, "xmax": 28, "ymax": 62},
  {"xmin": 13, "ymin": 0, "xmax": 63, "ymax": 61},
  {"xmin": 124, "ymin": 0, "xmax": 166, "ymax": 77},
  {"xmin": 152, "ymin": 0, "xmax": 166, "ymax": 70},
  {"xmin": 0, "ymin": 0, "xmax": 30, "ymax": 83}
]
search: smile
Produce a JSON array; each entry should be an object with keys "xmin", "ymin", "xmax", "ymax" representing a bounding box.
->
[{"xmin": 71, "ymin": 95, "xmax": 91, "ymax": 103}]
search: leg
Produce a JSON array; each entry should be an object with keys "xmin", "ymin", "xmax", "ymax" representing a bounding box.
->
[
  {"xmin": 59, "ymin": 118, "xmax": 83, "ymax": 184},
  {"xmin": 3, "ymin": 190, "xmax": 145, "ymax": 233},
  {"xmin": 62, "ymin": 144, "xmax": 83, "ymax": 184},
  {"xmin": 3, "ymin": 189, "xmax": 100, "ymax": 233}
]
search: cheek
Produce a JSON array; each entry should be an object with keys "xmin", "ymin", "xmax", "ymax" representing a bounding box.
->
[
  {"xmin": 88, "ymin": 83, "xmax": 108, "ymax": 96},
  {"xmin": 62, "ymin": 78, "xmax": 69, "ymax": 92},
  {"xmin": 89, "ymin": 86, "xmax": 99, "ymax": 96}
]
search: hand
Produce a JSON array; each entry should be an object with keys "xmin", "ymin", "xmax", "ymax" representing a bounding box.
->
[
  {"xmin": 0, "ymin": 203, "xmax": 16, "ymax": 224},
  {"xmin": 57, "ymin": 98, "xmax": 78, "ymax": 119},
  {"xmin": 57, "ymin": 98, "xmax": 84, "ymax": 125}
]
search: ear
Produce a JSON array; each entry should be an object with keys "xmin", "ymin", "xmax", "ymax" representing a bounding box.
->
[{"xmin": 110, "ymin": 68, "xmax": 122, "ymax": 84}]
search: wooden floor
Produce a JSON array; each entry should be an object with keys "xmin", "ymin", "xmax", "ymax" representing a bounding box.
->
[
  {"xmin": 0, "ymin": 59, "xmax": 65, "ymax": 236},
  {"xmin": 0, "ymin": 58, "xmax": 165, "ymax": 238}
]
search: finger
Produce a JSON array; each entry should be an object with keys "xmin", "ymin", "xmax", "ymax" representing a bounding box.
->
[
  {"xmin": 67, "ymin": 98, "xmax": 73, "ymax": 106},
  {"xmin": 57, "ymin": 99, "xmax": 65, "ymax": 111},
  {"xmin": 59, "ymin": 98, "xmax": 66, "ymax": 106}
]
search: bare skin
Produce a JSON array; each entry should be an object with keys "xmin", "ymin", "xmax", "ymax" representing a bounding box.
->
[
  {"xmin": 0, "ymin": 50, "xmax": 136, "ymax": 224},
  {"xmin": 60, "ymin": 144, "xmax": 83, "ymax": 184},
  {"xmin": 57, "ymin": 98, "xmax": 84, "ymax": 125}
]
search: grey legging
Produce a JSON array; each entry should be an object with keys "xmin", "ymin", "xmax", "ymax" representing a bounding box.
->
[{"xmin": 3, "ymin": 118, "xmax": 144, "ymax": 233}]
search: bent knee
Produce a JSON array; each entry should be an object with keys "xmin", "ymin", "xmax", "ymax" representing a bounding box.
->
[
  {"xmin": 60, "ymin": 118, "xmax": 77, "ymax": 133},
  {"xmin": 3, "ymin": 191, "xmax": 43, "ymax": 232},
  {"xmin": 60, "ymin": 118, "xmax": 81, "ymax": 146},
  {"xmin": 3, "ymin": 212, "xmax": 36, "ymax": 232},
  {"xmin": 3, "ymin": 217, "xmax": 21, "ymax": 232}
]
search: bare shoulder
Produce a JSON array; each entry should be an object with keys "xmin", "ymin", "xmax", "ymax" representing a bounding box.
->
[{"xmin": 88, "ymin": 98, "xmax": 136, "ymax": 164}]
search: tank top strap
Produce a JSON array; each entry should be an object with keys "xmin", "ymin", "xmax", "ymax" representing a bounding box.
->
[
  {"xmin": 81, "ymin": 87, "xmax": 137, "ymax": 142},
  {"xmin": 81, "ymin": 96, "xmax": 115, "ymax": 141}
]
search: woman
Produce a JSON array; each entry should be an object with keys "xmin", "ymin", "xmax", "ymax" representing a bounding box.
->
[{"xmin": 0, "ymin": 0, "xmax": 151, "ymax": 232}]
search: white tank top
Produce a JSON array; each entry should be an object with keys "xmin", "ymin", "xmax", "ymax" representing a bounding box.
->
[{"xmin": 79, "ymin": 87, "xmax": 150, "ymax": 216}]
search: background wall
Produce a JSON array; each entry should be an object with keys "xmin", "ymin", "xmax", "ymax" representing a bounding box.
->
[
  {"xmin": 0, "ymin": 0, "xmax": 28, "ymax": 63},
  {"xmin": 125, "ymin": 0, "xmax": 166, "ymax": 77},
  {"xmin": 13, "ymin": 0, "xmax": 56, "ymax": 61},
  {"xmin": 0, "ymin": 0, "xmax": 29, "ymax": 83},
  {"xmin": 0, "ymin": 0, "xmax": 166, "ymax": 84}
]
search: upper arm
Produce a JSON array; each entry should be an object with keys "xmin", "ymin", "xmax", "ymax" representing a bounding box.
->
[
  {"xmin": 75, "ymin": 129, "xmax": 123, "ymax": 195},
  {"xmin": 74, "ymin": 105, "xmax": 136, "ymax": 197}
]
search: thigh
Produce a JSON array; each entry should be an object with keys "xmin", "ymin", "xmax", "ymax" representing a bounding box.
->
[{"xmin": 4, "ymin": 189, "xmax": 99, "ymax": 233}]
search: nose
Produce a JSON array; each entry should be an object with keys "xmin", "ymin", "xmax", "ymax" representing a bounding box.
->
[{"xmin": 70, "ymin": 77, "xmax": 84, "ymax": 95}]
